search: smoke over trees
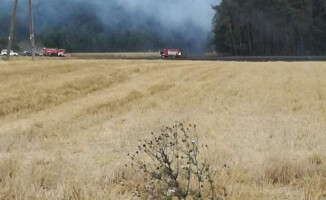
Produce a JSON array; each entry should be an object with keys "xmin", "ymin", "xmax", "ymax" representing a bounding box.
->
[
  {"xmin": 0, "ymin": 0, "xmax": 217, "ymax": 54},
  {"xmin": 213, "ymin": 0, "xmax": 326, "ymax": 56},
  {"xmin": 2, "ymin": 0, "xmax": 325, "ymax": 56}
]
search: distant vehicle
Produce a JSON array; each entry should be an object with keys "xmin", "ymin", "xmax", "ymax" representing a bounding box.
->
[
  {"xmin": 0, "ymin": 49, "xmax": 18, "ymax": 56},
  {"xmin": 160, "ymin": 49, "xmax": 186, "ymax": 58},
  {"xmin": 42, "ymin": 48, "xmax": 67, "ymax": 57},
  {"xmin": 23, "ymin": 51, "xmax": 41, "ymax": 57}
]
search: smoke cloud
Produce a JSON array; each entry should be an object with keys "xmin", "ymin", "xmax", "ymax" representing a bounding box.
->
[{"xmin": 1, "ymin": 0, "xmax": 219, "ymax": 54}]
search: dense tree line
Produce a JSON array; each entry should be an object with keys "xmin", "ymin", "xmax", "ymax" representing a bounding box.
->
[{"xmin": 213, "ymin": 0, "xmax": 326, "ymax": 56}]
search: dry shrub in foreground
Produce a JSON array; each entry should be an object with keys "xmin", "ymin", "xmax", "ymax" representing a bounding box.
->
[{"xmin": 125, "ymin": 123, "xmax": 227, "ymax": 200}]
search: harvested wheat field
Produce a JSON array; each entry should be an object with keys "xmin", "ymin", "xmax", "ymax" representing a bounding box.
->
[{"xmin": 0, "ymin": 59, "xmax": 325, "ymax": 199}]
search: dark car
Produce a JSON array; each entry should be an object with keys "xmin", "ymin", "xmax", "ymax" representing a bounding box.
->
[{"xmin": 23, "ymin": 51, "xmax": 41, "ymax": 56}]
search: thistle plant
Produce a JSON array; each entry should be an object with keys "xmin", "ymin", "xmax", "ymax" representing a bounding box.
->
[{"xmin": 125, "ymin": 123, "xmax": 222, "ymax": 200}]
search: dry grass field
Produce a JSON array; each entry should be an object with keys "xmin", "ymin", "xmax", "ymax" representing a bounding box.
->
[{"xmin": 0, "ymin": 59, "xmax": 325, "ymax": 199}]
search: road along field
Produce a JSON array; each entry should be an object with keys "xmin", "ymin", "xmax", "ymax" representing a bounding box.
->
[{"xmin": 0, "ymin": 59, "xmax": 325, "ymax": 199}]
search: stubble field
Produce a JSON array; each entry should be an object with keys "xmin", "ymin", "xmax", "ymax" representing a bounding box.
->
[{"xmin": 0, "ymin": 59, "xmax": 325, "ymax": 199}]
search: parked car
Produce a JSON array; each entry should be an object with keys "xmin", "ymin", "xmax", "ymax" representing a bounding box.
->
[
  {"xmin": 22, "ymin": 51, "xmax": 41, "ymax": 56},
  {"xmin": 0, "ymin": 49, "xmax": 18, "ymax": 56}
]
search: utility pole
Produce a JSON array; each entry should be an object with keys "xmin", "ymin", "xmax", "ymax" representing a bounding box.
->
[
  {"xmin": 6, "ymin": 0, "xmax": 19, "ymax": 61},
  {"xmin": 29, "ymin": 0, "xmax": 35, "ymax": 60}
]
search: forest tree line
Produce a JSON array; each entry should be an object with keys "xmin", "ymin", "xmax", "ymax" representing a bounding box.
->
[{"xmin": 213, "ymin": 0, "xmax": 326, "ymax": 56}]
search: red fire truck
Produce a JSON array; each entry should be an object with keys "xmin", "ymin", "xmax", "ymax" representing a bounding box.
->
[
  {"xmin": 160, "ymin": 49, "xmax": 186, "ymax": 58},
  {"xmin": 42, "ymin": 48, "xmax": 67, "ymax": 57}
]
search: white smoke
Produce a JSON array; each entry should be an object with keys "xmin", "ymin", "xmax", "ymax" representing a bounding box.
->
[{"xmin": 1, "ymin": 0, "xmax": 220, "ymax": 53}]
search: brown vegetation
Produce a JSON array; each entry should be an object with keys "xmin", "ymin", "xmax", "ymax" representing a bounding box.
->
[{"xmin": 0, "ymin": 59, "xmax": 325, "ymax": 199}]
